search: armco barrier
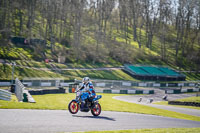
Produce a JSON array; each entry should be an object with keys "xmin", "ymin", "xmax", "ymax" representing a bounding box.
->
[
  {"xmin": 0, "ymin": 82, "xmax": 11, "ymax": 86},
  {"xmin": 149, "ymin": 90, "xmax": 154, "ymax": 94},
  {"xmin": 136, "ymin": 90, "xmax": 143, "ymax": 94},
  {"xmin": 103, "ymin": 90, "xmax": 112, "ymax": 93},
  {"xmin": 0, "ymin": 89, "xmax": 11, "ymax": 101},
  {"xmin": 168, "ymin": 101, "xmax": 200, "ymax": 107}
]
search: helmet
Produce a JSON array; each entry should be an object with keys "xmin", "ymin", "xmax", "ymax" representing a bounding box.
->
[{"xmin": 82, "ymin": 77, "xmax": 90, "ymax": 84}]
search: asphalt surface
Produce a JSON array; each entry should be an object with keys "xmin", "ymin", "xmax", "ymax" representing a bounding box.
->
[
  {"xmin": 113, "ymin": 92, "xmax": 200, "ymax": 117},
  {"xmin": 1, "ymin": 109, "xmax": 200, "ymax": 133}
]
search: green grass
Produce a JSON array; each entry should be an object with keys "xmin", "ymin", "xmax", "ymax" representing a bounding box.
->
[
  {"xmin": 73, "ymin": 128, "xmax": 200, "ymax": 133},
  {"xmin": 15, "ymin": 60, "xmax": 122, "ymax": 69},
  {"xmin": 62, "ymin": 69, "xmax": 138, "ymax": 81},
  {"xmin": 0, "ymin": 93, "xmax": 200, "ymax": 121},
  {"xmin": 176, "ymin": 96, "xmax": 200, "ymax": 103},
  {"xmin": 183, "ymin": 72, "xmax": 200, "ymax": 81},
  {"xmin": 1, "ymin": 54, "xmax": 200, "ymax": 81},
  {"xmin": 0, "ymin": 64, "xmax": 64, "ymax": 80},
  {"xmin": 0, "ymin": 63, "xmax": 137, "ymax": 81},
  {"xmin": 0, "ymin": 94, "xmax": 70, "ymax": 110},
  {"xmin": 15, "ymin": 60, "xmax": 52, "ymax": 69},
  {"xmin": 154, "ymin": 99, "xmax": 200, "ymax": 110},
  {"xmin": 0, "ymin": 47, "xmax": 33, "ymax": 60}
]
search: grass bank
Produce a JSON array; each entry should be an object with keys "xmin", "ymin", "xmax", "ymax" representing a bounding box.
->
[
  {"xmin": 73, "ymin": 128, "xmax": 200, "ymax": 133},
  {"xmin": 0, "ymin": 93, "xmax": 200, "ymax": 121},
  {"xmin": 0, "ymin": 63, "xmax": 137, "ymax": 81},
  {"xmin": 176, "ymin": 96, "xmax": 200, "ymax": 103}
]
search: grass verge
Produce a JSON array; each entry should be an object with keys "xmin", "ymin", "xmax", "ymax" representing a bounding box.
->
[
  {"xmin": 0, "ymin": 93, "xmax": 200, "ymax": 121},
  {"xmin": 154, "ymin": 96, "xmax": 200, "ymax": 110},
  {"xmin": 176, "ymin": 96, "xmax": 200, "ymax": 103},
  {"xmin": 154, "ymin": 101, "xmax": 200, "ymax": 110},
  {"xmin": 73, "ymin": 128, "xmax": 200, "ymax": 133}
]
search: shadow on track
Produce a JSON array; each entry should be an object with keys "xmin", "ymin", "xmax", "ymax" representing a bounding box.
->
[{"xmin": 72, "ymin": 115, "xmax": 116, "ymax": 121}]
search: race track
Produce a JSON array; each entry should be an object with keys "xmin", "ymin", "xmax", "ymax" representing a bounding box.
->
[
  {"xmin": 113, "ymin": 92, "xmax": 200, "ymax": 117},
  {"xmin": 0, "ymin": 109, "xmax": 200, "ymax": 133}
]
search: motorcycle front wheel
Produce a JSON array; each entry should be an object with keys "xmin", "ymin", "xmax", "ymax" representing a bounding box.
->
[
  {"xmin": 68, "ymin": 100, "xmax": 79, "ymax": 114},
  {"xmin": 91, "ymin": 103, "xmax": 101, "ymax": 116}
]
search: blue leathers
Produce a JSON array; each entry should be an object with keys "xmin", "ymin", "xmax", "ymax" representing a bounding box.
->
[{"xmin": 80, "ymin": 81, "xmax": 96, "ymax": 102}]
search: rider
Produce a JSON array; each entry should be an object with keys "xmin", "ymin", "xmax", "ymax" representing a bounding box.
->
[{"xmin": 80, "ymin": 77, "xmax": 96, "ymax": 109}]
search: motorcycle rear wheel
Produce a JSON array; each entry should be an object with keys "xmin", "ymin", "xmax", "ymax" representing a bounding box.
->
[
  {"xmin": 68, "ymin": 100, "xmax": 79, "ymax": 114},
  {"xmin": 91, "ymin": 103, "xmax": 101, "ymax": 116}
]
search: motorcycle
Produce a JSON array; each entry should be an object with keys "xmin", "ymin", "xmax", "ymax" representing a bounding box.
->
[{"xmin": 68, "ymin": 89, "xmax": 102, "ymax": 116}]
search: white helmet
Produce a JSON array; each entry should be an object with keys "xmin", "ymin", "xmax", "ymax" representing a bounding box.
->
[{"xmin": 82, "ymin": 77, "xmax": 90, "ymax": 84}]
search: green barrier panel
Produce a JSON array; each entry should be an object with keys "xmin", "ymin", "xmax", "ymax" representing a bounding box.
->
[
  {"xmin": 187, "ymin": 89, "xmax": 193, "ymax": 93},
  {"xmin": 149, "ymin": 90, "xmax": 154, "ymax": 94},
  {"xmin": 160, "ymin": 83, "xmax": 166, "ymax": 87},
  {"xmin": 103, "ymin": 90, "xmax": 112, "ymax": 93},
  {"xmin": 132, "ymin": 83, "xmax": 138, "ymax": 86},
  {"xmin": 174, "ymin": 89, "xmax": 181, "ymax": 94},
  {"xmin": 168, "ymin": 83, "xmax": 178, "ymax": 87},
  {"xmin": 68, "ymin": 88, "xmax": 72, "ymax": 93},
  {"xmin": 184, "ymin": 83, "xmax": 189, "ymax": 86},
  {"xmin": 120, "ymin": 90, "xmax": 128, "ymax": 94},
  {"xmin": 23, "ymin": 93, "xmax": 28, "ymax": 102},
  {"xmin": 136, "ymin": 90, "xmax": 143, "ymax": 94}
]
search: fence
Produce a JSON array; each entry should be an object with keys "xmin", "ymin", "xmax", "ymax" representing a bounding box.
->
[
  {"xmin": 0, "ymin": 89, "xmax": 11, "ymax": 101},
  {"xmin": 22, "ymin": 78, "xmax": 68, "ymax": 87},
  {"xmin": 0, "ymin": 79, "xmax": 199, "ymax": 88},
  {"xmin": 91, "ymin": 79, "xmax": 198, "ymax": 88},
  {"xmin": 95, "ymin": 89, "xmax": 154, "ymax": 94}
]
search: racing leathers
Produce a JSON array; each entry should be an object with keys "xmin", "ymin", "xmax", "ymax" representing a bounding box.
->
[
  {"xmin": 80, "ymin": 81, "xmax": 96, "ymax": 109},
  {"xmin": 80, "ymin": 81, "xmax": 96, "ymax": 101}
]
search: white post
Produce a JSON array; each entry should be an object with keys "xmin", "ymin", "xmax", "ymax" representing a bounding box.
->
[{"xmin": 11, "ymin": 62, "xmax": 16, "ymax": 84}]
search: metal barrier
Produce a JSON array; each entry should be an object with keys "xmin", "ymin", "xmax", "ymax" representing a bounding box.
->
[
  {"xmin": 0, "ymin": 79, "xmax": 198, "ymax": 88},
  {"xmin": 15, "ymin": 78, "xmax": 25, "ymax": 102},
  {"xmin": 0, "ymin": 89, "xmax": 11, "ymax": 101},
  {"xmin": 22, "ymin": 78, "xmax": 66, "ymax": 87},
  {"xmin": 15, "ymin": 78, "xmax": 36, "ymax": 102}
]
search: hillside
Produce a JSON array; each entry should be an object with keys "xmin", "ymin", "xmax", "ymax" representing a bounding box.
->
[
  {"xmin": 0, "ymin": 61, "xmax": 138, "ymax": 81},
  {"xmin": 0, "ymin": 0, "xmax": 200, "ymax": 81}
]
